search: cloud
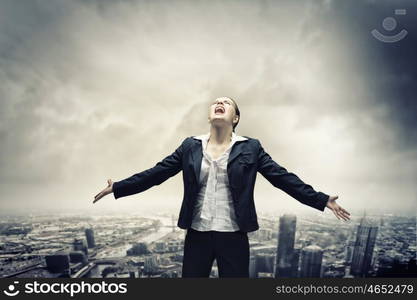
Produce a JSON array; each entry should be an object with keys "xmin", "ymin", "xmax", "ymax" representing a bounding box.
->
[{"xmin": 0, "ymin": 0, "xmax": 415, "ymax": 215}]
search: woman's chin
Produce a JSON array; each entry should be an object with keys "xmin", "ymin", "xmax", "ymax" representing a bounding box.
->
[
  {"xmin": 211, "ymin": 116, "xmax": 228, "ymax": 122},
  {"xmin": 210, "ymin": 122, "xmax": 232, "ymax": 131}
]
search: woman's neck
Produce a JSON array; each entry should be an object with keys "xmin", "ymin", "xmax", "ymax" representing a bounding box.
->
[{"xmin": 208, "ymin": 127, "xmax": 233, "ymax": 145}]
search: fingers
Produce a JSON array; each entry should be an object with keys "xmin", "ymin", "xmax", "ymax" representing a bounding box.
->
[
  {"xmin": 94, "ymin": 180, "xmax": 113, "ymax": 204},
  {"xmin": 328, "ymin": 195, "xmax": 350, "ymax": 221},
  {"xmin": 338, "ymin": 205, "xmax": 351, "ymax": 220},
  {"xmin": 334, "ymin": 207, "xmax": 350, "ymax": 221},
  {"xmin": 332, "ymin": 209, "xmax": 341, "ymax": 220},
  {"xmin": 93, "ymin": 192, "xmax": 104, "ymax": 204},
  {"xmin": 339, "ymin": 210, "xmax": 350, "ymax": 221},
  {"xmin": 340, "ymin": 210, "xmax": 351, "ymax": 220},
  {"xmin": 340, "ymin": 207, "xmax": 350, "ymax": 216}
]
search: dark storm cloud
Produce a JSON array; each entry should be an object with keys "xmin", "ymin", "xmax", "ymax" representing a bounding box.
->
[
  {"xmin": 0, "ymin": 0, "xmax": 415, "ymax": 214},
  {"xmin": 330, "ymin": 0, "xmax": 417, "ymax": 150}
]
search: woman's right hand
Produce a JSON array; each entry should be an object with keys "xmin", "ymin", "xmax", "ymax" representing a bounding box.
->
[{"xmin": 93, "ymin": 179, "xmax": 114, "ymax": 204}]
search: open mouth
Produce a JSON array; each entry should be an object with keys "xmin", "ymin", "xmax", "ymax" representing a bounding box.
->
[{"xmin": 215, "ymin": 106, "xmax": 225, "ymax": 114}]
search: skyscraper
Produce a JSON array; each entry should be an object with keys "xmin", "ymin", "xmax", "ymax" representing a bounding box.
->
[
  {"xmin": 275, "ymin": 214, "xmax": 297, "ymax": 278},
  {"xmin": 351, "ymin": 215, "xmax": 379, "ymax": 277},
  {"xmin": 255, "ymin": 254, "xmax": 275, "ymax": 277},
  {"xmin": 85, "ymin": 228, "xmax": 95, "ymax": 248},
  {"xmin": 249, "ymin": 256, "xmax": 257, "ymax": 278},
  {"xmin": 299, "ymin": 245, "xmax": 323, "ymax": 277},
  {"xmin": 144, "ymin": 255, "xmax": 160, "ymax": 275},
  {"xmin": 291, "ymin": 247, "xmax": 301, "ymax": 277},
  {"xmin": 45, "ymin": 252, "xmax": 70, "ymax": 274},
  {"xmin": 73, "ymin": 238, "xmax": 88, "ymax": 255}
]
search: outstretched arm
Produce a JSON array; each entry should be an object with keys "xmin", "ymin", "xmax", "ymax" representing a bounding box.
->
[
  {"xmin": 93, "ymin": 137, "xmax": 188, "ymax": 203},
  {"xmin": 112, "ymin": 138, "xmax": 187, "ymax": 199},
  {"xmin": 256, "ymin": 139, "xmax": 350, "ymax": 220}
]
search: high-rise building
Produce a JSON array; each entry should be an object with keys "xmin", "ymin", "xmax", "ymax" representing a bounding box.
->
[
  {"xmin": 85, "ymin": 228, "xmax": 95, "ymax": 248},
  {"xmin": 249, "ymin": 256, "xmax": 257, "ymax": 278},
  {"xmin": 45, "ymin": 252, "xmax": 70, "ymax": 274},
  {"xmin": 255, "ymin": 254, "xmax": 275, "ymax": 277},
  {"xmin": 291, "ymin": 248, "xmax": 301, "ymax": 277},
  {"xmin": 144, "ymin": 255, "xmax": 160, "ymax": 275},
  {"xmin": 345, "ymin": 241, "xmax": 355, "ymax": 264},
  {"xmin": 351, "ymin": 215, "xmax": 379, "ymax": 277},
  {"xmin": 299, "ymin": 245, "xmax": 323, "ymax": 277},
  {"xmin": 73, "ymin": 238, "xmax": 88, "ymax": 255},
  {"xmin": 275, "ymin": 214, "xmax": 296, "ymax": 278},
  {"xmin": 69, "ymin": 251, "xmax": 87, "ymax": 265}
]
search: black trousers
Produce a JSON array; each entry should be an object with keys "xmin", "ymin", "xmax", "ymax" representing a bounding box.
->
[{"xmin": 181, "ymin": 228, "xmax": 249, "ymax": 278}]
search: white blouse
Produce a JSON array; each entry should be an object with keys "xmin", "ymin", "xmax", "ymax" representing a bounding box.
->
[{"xmin": 190, "ymin": 132, "xmax": 248, "ymax": 232}]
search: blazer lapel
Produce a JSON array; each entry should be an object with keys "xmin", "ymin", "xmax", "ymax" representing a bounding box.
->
[
  {"xmin": 189, "ymin": 141, "xmax": 203, "ymax": 184},
  {"xmin": 227, "ymin": 142, "xmax": 246, "ymax": 165},
  {"xmin": 190, "ymin": 134, "xmax": 248, "ymax": 183}
]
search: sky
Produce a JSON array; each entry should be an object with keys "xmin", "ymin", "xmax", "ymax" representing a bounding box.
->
[{"xmin": 0, "ymin": 0, "xmax": 416, "ymax": 217}]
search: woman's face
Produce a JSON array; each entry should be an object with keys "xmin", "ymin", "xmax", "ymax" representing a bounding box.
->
[{"xmin": 208, "ymin": 97, "xmax": 238, "ymax": 129}]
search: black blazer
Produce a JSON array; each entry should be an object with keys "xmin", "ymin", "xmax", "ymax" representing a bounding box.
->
[{"xmin": 112, "ymin": 136, "xmax": 330, "ymax": 232}]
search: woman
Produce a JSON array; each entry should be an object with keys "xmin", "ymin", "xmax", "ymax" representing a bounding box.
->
[{"xmin": 93, "ymin": 96, "xmax": 350, "ymax": 278}]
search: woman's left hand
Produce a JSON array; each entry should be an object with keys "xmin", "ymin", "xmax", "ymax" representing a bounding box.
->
[{"xmin": 326, "ymin": 195, "xmax": 350, "ymax": 221}]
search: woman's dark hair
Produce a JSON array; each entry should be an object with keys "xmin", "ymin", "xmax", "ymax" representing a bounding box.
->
[{"xmin": 226, "ymin": 97, "xmax": 240, "ymax": 132}]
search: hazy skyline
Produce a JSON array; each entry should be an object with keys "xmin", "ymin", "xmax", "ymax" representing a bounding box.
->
[{"xmin": 0, "ymin": 0, "xmax": 416, "ymax": 217}]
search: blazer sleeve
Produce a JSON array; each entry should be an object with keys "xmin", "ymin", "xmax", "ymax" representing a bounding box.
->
[
  {"xmin": 255, "ymin": 139, "xmax": 329, "ymax": 211},
  {"xmin": 112, "ymin": 137, "xmax": 188, "ymax": 199}
]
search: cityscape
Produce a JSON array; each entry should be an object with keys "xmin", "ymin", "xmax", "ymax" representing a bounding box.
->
[{"xmin": 0, "ymin": 210, "xmax": 415, "ymax": 278}]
